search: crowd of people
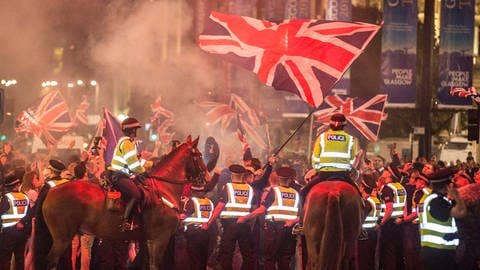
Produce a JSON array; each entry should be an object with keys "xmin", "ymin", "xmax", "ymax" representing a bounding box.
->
[{"xmin": 0, "ymin": 113, "xmax": 479, "ymax": 270}]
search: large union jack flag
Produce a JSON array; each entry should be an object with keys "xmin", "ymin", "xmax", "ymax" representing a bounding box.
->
[
  {"xmin": 15, "ymin": 90, "xmax": 73, "ymax": 146},
  {"xmin": 314, "ymin": 95, "xmax": 388, "ymax": 142},
  {"xmin": 199, "ymin": 11, "xmax": 382, "ymax": 108}
]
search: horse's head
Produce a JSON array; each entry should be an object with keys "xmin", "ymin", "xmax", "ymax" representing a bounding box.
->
[{"xmin": 183, "ymin": 135, "xmax": 208, "ymax": 184}]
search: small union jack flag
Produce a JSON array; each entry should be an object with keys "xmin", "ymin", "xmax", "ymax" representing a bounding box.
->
[
  {"xmin": 74, "ymin": 95, "xmax": 90, "ymax": 125},
  {"xmin": 199, "ymin": 11, "xmax": 382, "ymax": 108},
  {"xmin": 15, "ymin": 90, "xmax": 73, "ymax": 146},
  {"xmin": 450, "ymin": 87, "xmax": 477, "ymax": 98},
  {"xmin": 150, "ymin": 97, "xmax": 176, "ymax": 145},
  {"xmin": 314, "ymin": 95, "xmax": 388, "ymax": 142}
]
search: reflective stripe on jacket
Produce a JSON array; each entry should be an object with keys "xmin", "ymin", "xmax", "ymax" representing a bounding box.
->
[
  {"xmin": 412, "ymin": 187, "xmax": 432, "ymax": 223},
  {"xmin": 1, "ymin": 192, "xmax": 29, "ymax": 228},
  {"xmin": 265, "ymin": 186, "xmax": 299, "ymax": 221},
  {"xmin": 312, "ymin": 129, "xmax": 354, "ymax": 171},
  {"xmin": 184, "ymin": 197, "xmax": 214, "ymax": 225},
  {"xmin": 363, "ymin": 196, "xmax": 381, "ymax": 229},
  {"xmin": 111, "ymin": 136, "xmax": 145, "ymax": 176},
  {"xmin": 220, "ymin": 182, "xmax": 253, "ymax": 219},
  {"xmin": 380, "ymin": 182, "xmax": 406, "ymax": 218},
  {"xmin": 419, "ymin": 193, "xmax": 459, "ymax": 250}
]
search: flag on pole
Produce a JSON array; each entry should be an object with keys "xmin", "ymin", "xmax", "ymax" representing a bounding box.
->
[
  {"xmin": 15, "ymin": 90, "xmax": 73, "ymax": 146},
  {"xmin": 102, "ymin": 108, "xmax": 123, "ymax": 166},
  {"xmin": 314, "ymin": 94, "xmax": 388, "ymax": 142},
  {"xmin": 199, "ymin": 11, "xmax": 382, "ymax": 108},
  {"xmin": 74, "ymin": 95, "xmax": 90, "ymax": 125},
  {"xmin": 150, "ymin": 97, "xmax": 176, "ymax": 145}
]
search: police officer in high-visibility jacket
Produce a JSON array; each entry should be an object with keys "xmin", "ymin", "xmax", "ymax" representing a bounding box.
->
[
  {"xmin": 357, "ymin": 172, "xmax": 381, "ymax": 270},
  {"xmin": 375, "ymin": 164, "xmax": 407, "ymax": 270},
  {"xmin": 109, "ymin": 117, "xmax": 146, "ymax": 231},
  {"xmin": 0, "ymin": 173, "xmax": 32, "ymax": 270},
  {"xmin": 238, "ymin": 167, "xmax": 299, "ymax": 270},
  {"xmin": 419, "ymin": 168, "xmax": 466, "ymax": 269},
  {"xmin": 202, "ymin": 164, "xmax": 255, "ymax": 270}
]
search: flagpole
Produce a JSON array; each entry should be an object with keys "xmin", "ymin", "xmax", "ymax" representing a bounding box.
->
[
  {"xmin": 272, "ymin": 110, "xmax": 314, "ymax": 157},
  {"xmin": 307, "ymin": 110, "xmax": 315, "ymax": 164}
]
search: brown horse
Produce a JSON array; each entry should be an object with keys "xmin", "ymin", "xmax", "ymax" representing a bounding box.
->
[
  {"xmin": 303, "ymin": 181, "xmax": 364, "ymax": 270},
  {"xmin": 457, "ymin": 183, "xmax": 480, "ymax": 269},
  {"xmin": 34, "ymin": 136, "xmax": 207, "ymax": 270}
]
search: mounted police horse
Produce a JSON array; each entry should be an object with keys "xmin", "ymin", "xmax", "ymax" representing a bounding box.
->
[
  {"xmin": 303, "ymin": 180, "xmax": 364, "ymax": 270},
  {"xmin": 34, "ymin": 136, "xmax": 207, "ymax": 270}
]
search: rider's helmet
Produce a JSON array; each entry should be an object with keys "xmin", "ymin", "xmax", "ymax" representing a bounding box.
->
[
  {"xmin": 329, "ymin": 113, "xmax": 347, "ymax": 130},
  {"xmin": 121, "ymin": 117, "xmax": 142, "ymax": 135}
]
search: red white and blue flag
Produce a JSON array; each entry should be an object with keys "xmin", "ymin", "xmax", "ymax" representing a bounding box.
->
[
  {"xmin": 314, "ymin": 94, "xmax": 388, "ymax": 142},
  {"xmin": 74, "ymin": 95, "xmax": 90, "ymax": 125},
  {"xmin": 197, "ymin": 93, "xmax": 267, "ymax": 149},
  {"xmin": 15, "ymin": 90, "xmax": 73, "ymax": 146},
  {"xmin": 199, "ymin": 11, "xmax": 382, "ymax": 108},
  {"xmin": 150, "ymin": 97, "xmax": 176, "ymax": 144}
]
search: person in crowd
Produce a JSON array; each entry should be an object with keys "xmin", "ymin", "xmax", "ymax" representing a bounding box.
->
[
  {"xmin": 0, "ymin": 173, "xmax": 33, "ymax": 270},
  {"xmin": 373, "ymin": 155, "xmax": 386, "ymax": 175},
  {"xmin": 237, "ymin": 166, "xmax": 299, "ymax": 270},
  {"xmin": 20, "ymin": 169, "xmax": 43, "ymax": 208},
  {"xmin": 357, "ymin": 172, "xmax": 381, "ymax": 270},
  {"xmin": 375, "ymin": 165, "xmax": 407, "ymax": 270},
  {"xmin": 202, "ymin": 164, "xmax": 255, "ymax": 270},
  {"xmin": 109, "ymin": 117, "xmax": 148, "ymax": 231},
  {"xmin": 419, "ymin": 168, "xmax": 466, "ymax": 269}
]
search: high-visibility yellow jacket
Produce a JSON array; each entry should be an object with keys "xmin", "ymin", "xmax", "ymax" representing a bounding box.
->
[
  {"xmin": 183, "ymin": 197, "xmax": 214, "ymax": 225},
  {"xmin": 363, "ymin": 196, "xmax": 382, "ymax": 229},
  {"xmin": 265, "ymin": 186, "xmax": 299, "ymax": 222},
  {"xmin": 220, "ymin": 182, "xmax": 253, "ymax": 219},
  {"xmin": 419, "ymin": 193, "xmax": 459, "ymax": 250},
  {"xmin": 1, "ymin": 192, "xmax": 29, "ymax": 228},
  {"xmin": 111, "ymin": 136, "xmax": 145, "ymax": 176},
  {"xmin": 312, "ymin": 129, "xmax": 355, "ymax": 172},
  {"xmin": 380, "ymin": 182, "xmax": 406, "ymax": 219},
  {"xmin": 412, "ymin": 187, "xmax": 432, "ymax": 223}
]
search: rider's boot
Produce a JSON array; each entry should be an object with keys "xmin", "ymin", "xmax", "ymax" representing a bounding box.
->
[{"xmin": 120, "ymin": 198, "xmax": 137, "ymax": 232}]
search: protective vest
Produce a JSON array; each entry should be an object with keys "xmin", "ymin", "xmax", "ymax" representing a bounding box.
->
[
  {"xmin": 412, "ymin": 187, "xmax": 432, "ymax": 223},
  {"xmin": 265, "ymin": 186, "xmax": 299, "ymax": 222},
  {"xmin": 183, "ymin": 197, "xmax": 214, "ymax": 225},
  {"xmin": 111, "ymin": 136, "xmax": 145, "ymax": 176},
  {"xmin": 380, "ymin": 182, "xmax": 406, "ymax": 218},
  {"xmin": 47, "ymin": 178, "xmax": 69, "ymax": 188},
  {"xmin": 312, "ymin": 129, "xmax": 354, "ymax": 172},
  {"xmin": 1, "ymin": 192, "xmax": 29, "ymax": 228},
  {"xmin": 419, "ymin": 193, "xmax": 459, "ymax": 250},
  {"xmin": 363, "ymin": 196, "xmax": 382, "ymax": 229},
  {"xmin": 220, "ymin": 182, "xmax": 253, "ymax": 219}
]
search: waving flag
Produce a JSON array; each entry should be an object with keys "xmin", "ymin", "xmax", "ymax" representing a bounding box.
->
[
  {"xmin": 102, "ymin": 108, "xmax": 123, "ymax": 166},
  {"xmin": 314, "ymin": 95, "xmax": 388, "ymax": 141},
  {"xmin": 450, "ymin": 86, "xmax": 479, "ymax": 105},
  {"xmin": 15, "ymin": 90, "xmax": 73, "ymax": 146},
  {"xmin": 150, "ymin": 97, "xmax": 176, "ymax": 144},
  {"xmin": 197, "ymin": 93, "xmax": 267, "ymax": 149},
  {"xmin": 199, "ymin": 11, "xmax": 382, "ymax": 108},
  {"xmin": 74, "ymin": 95, "xmax": 90, "ymax": 125}
]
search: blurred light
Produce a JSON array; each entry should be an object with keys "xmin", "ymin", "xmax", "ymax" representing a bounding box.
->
[
  {"xmin": 117, "ymin": 114, "xmax": 128, "ymax": 122},
  {"xmin": 5, "ymin": 112, "xmax": 12, "ymax": 116},
  {"xmin": 41, "ymin": 82, "xmax": 47, "ymax": 88},
  {"xmin": 11, "ymin": 80, "xmax": 16, "ymax": 84},
  {"xmin": 67, "ymin": 82, "xmax": 75, "ymax": 88},
  {"xmin": 83, "ymin": 142, "xmax": 89, "ymax": 149},
  {"xmin": 145, "ymin": 123, "xmax": 151, "ymax": 130},
  {"xmin": 150, "ymin": 133, "xmax": 158, "ymax": 141},
  {"xmin": 90, "ymin": 80, "xmax": 97, "ymax": 86},
  {"xmin": 1, "ymin": 80, "xmax": 5, "ymax": 84},
  {"xmin": 205, "ymin": 122, "xmax": 211, "ymax": 126},
  {"xmin": 51, "ymin": 81, "xmax": 58, "ymax": 86},
  {"xmin": 77, "ymin": 80, "xmax": 84, "ymax": 86},
  {"xmin": 0, "ymin": 135, "xmax": 6, "ymax": 141}
]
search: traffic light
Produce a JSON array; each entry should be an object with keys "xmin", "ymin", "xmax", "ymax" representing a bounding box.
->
[
  {"xmin": 0, "ymin": 134, "xmax": 6, "ymax": 141},
  {"xmin": 467, "ymin": 109, "xmax": 479, "ymax": 142}
]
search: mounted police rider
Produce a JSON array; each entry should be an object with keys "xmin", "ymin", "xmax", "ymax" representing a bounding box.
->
[{"xmin": 110, "ymin": 117, "xmax": 147, "ymax": 231}]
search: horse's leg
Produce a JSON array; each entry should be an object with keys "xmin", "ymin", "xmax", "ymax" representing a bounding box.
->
[
  {"xmin": 304, "ymin": 192, "xmax": 327, "ymax": 270},
  {"xmin": 46, "ymin": 238, "xmax": 72, "ymax": 269}
]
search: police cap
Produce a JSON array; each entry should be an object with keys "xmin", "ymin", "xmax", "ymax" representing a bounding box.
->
[
  {"xmin": 276, "ymin": 167, "xmax": 296, "ymax": 179},
  {"xmin": 428, "ymin": 167, "xmax": 455, "ymax": 184},
  {"xmin": 121, "ymin": 117, "xmax": 142, "ymax": 130},
  {"xmin": 387, "ymin": 163, "xmax": 402, "ymax": 180},
  {"xmin": 229, "ymin": 164, "xmax": 246, "ymax": 174},
  {"xmin": 4, "ymin": 173, "xmax": 21, "ymax": 187},
  {"xmin": 48, "ymin": 159, "xmax": 66, "ymax": 173},
  {"xmin": 190, "ymin": 183, "xmax": 205, "ymax": 192}
]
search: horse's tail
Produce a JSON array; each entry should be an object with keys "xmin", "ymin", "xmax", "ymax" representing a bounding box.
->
[
  {"xmin": 319, "ymin": 191, "xmax": 344, "ymax": 270},
  {"xmin": 33, "ymin": 188, "xmax": 53, "ymax": 270}
]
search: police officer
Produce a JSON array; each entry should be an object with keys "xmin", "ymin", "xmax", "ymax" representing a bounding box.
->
[
  {"xmin": 375, "ymin": 164, "xmax": 407, "ymax": 270},
  {"xmin": 357, "ymin": 172, "xmax": 381, "ymax": 270},
  {"xmin": 183, "ymin": 182, "xmax": 215, "ymax": 270},
  {"xmin": 0, "ymin": 173, "xmax": 32, "ymax": 270},
  {"xmin": 238, "ymin": 166, "xmax": 299, "ymax": 270},
  {"xmin": 296, "ymin": 113, "xmax": 359, "ymax": 232},
  {"xmin": 419, "ymin": 168, "xmax": 466, "ymax": 269},
  {"xmin": 109, "ymin": 117, "xmax": 147, "ymax": 231},
  {"xmin": 202, "ymin": 164, "xmax": 255, "ymax": 270}
]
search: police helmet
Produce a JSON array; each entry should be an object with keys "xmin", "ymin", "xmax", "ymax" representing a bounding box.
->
[
  {"xmin": 121, "ymin": 117, "xmax": 142, "ymax": 132},
  {"xmin": 330, "ymin": 113, "xmax": 347, "ymax": 129}
]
